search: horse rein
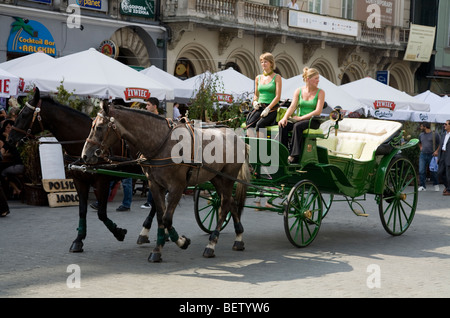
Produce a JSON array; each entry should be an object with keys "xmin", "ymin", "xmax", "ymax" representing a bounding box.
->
[
  {"xmin": 86, "ymin": 109, "xmax": 193, "ymax": 167},
  {"xmin": 11, "ymin": 100, "xmax": 44, "ymax": 139}
]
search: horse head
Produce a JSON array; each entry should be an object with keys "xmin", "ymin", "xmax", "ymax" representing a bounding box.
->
[
  {"xmin": 9, "ymin": 87, "xmax": 43, "ymax": 146},
  {"xmin": 82, "ymin": 101, "xmax": 122, "ymax": 164}
]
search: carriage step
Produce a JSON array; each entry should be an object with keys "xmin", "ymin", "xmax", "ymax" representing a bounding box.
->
[{"xmin": 354, "ymin": 210, "xmax": 369, "ymax": 217}]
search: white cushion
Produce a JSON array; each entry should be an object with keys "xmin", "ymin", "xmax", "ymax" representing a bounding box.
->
[{"xmin": 319, "ymin": 118, "xmax": 402, "ymax": 161}]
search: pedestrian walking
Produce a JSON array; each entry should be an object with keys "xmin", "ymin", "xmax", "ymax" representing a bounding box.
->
[
  {"xmin": 418, "ymin": 122, "xmax": 440, "ymax": 191},
  {"xmin": 436, "ymin": 119, "xmax": 450, "ymax": 196}
]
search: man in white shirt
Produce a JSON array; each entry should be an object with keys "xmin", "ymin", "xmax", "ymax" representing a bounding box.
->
[
  {"xmin": 436, "ymin": 120, "xmax": 450, "ymax": 196},
  {"xmin": 173, "ymin": 102, "xmax": 181, "ymax": 120},
  {"xmin": 287, "ymin": 0, "xmax": 299, "ymax": 10}
]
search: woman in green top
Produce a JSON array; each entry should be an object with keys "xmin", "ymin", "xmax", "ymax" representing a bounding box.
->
[
  {"xmin": 278, "ymin": 67, "xmax": 325, "ymax": 164},
  {"xmin": 246, "ymin": 52, "xmax": 282, "ymax": 137}
]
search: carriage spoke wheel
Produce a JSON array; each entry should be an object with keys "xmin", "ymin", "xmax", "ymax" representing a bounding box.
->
[
  {"xmin": 378, "ymin": 157, "xmax": 418, "ymax": 236},
  {"xmin": 284, "ymin": 180, "xmax": 323, "ymax": 247},
  {"xmin": 194, "ymin": 188, "xmax": 231, "ymax": 234}
]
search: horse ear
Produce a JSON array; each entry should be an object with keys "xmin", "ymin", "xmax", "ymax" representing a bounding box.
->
[
  {"xmin": 33, "ymin": 86, "xmax": 40, "ymax": 102},
  {"xmin": 101, "ymin": 99, "xmax": 110, "ymax": 115}
]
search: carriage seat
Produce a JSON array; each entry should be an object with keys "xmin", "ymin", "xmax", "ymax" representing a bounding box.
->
[
  {"xmin": 266, "ymin": 108, "xmax": 323, "ymax": 136},
  {"xmin": 317, "ymin": 118, "xmax": 402, "ymax": 161}
]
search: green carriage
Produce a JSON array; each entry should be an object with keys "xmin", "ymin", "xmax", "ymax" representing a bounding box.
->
[{"xmin": 194, "ymin": 115, "xmax": 419, "ymax": 248}]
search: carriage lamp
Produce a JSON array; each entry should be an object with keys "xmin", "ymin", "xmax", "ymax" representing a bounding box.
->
[{"xmin": 330, "ymin": 106, "xmax": 344, "ymax": 136}]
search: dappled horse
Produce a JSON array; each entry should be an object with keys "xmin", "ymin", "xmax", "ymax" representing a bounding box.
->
[
  {"xmin": 8, "ymin": 87, "xmax": 157, "ymax": 252},
  {"xmin": 82, "ymin": 103, "xmax": 250, "ymax": 262}
]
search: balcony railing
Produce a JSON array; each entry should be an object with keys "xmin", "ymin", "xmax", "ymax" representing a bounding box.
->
[{"xmin": 163, "ymin": 0, "xmax": 408, "ymax": 47}]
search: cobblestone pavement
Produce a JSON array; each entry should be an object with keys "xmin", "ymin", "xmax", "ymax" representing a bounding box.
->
[{"xmin": 1, "ymin": 184, "xmax": 449, "ymax": 299}]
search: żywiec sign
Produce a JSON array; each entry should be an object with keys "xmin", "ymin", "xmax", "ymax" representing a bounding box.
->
[
  {"xmin": 124, "ymin": 87, "xmax": 150, "ymax": 100},
  {"xmin": 373, "ymin": 100, "xmax": 396, "ymax": 119},
  {"xmin": 373, "ymin": 100, "xmax": 395, "ymax": 110}
]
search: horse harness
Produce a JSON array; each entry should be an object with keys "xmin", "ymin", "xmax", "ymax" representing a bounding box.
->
[{"xmin": 11, "ymin": 100, "xmax": 45, "ymax": 139}]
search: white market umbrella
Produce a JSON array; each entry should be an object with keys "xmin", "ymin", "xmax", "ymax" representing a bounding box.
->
[
  {"xmin": 140, "ymin": 65, "xmax": 193, "ymax": 102},
  {"xmin": 0, "ymin": 68, "xmax": 20, "ymax": 98},
  {"xmin": 341, "ymin": 77, "xmax": 430, "ymax": 121},
  {"xmin": 0, "ymin": 52, "xmax": 54, "ymax": 72},
  {"xmin": 411, "ymin": 90, "xmax": 450, "ymax": 123},
  {"xmin": 282, "ymin": 75, "xmax": 364, "ymax": 113},
  {"xmin": 0, "ymin": 52, "xmax": 54, "ymax": 93},
  {"xmin": 9, "ymin": 48, "xmax": 173, "ymax": 101}
]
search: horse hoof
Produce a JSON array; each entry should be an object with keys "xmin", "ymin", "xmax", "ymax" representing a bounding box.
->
[
  {"xmin": 203, "ymin": 247, "xmax": 215, "ymax": 258},
  {"xmin": 114, "ymin": 228, "xmax": 127, "ymax": 241},
  {"xmin": 232, "ymin": 241, "xmax": 245, "ymax": 251},
  {"xmin": 180, "ymin": 235, "xmax": 191, "ymax": 250},
  {"xmin": 148, "ymin": 252, "xmax": 162, "ymax": 263},
  {"xmin": 137, "ymin": 235, "xmax": 150, "ymax": 245},
  {"xmin": 69, "ymin": 241, "xmax": 84, "ymax": 253}
]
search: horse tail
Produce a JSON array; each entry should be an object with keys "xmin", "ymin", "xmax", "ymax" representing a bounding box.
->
[{"xmin": 235, "ymin": 143, "xmax": 250, "ymax": 216}]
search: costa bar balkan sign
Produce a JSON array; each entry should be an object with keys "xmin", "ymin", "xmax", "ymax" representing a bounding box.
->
[{"xmin": 7, "ymin": 18, "xmax": 56, "ymax": 56}]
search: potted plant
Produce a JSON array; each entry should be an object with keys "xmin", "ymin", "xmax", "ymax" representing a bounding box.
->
[{"xmin": 187, "ymin": 72, "xmax": 244, "ymax": 128}]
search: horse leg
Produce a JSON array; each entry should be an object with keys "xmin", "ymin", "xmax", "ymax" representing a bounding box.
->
[
  {"xmin": 70, "ymin": 178, "xmax": 89, "ymax": 253},
  {"xmin": 203, "ymin": 181, "xmax": 245, "ymax": 258},
  {"xmin": 203, "ymin": 190, "xmax": 232, "ymax": 258},
  {"xmin": 164, "ymin": 189, "xmax": 191, "ymax": 249},
  {"xmin": 148, "ymin": 186, "xmax": 168, "ymax": 263},
  {"xmin": 137, "ymin": 197, "xmax": 156, "ymax": 244},
  {"xmin": 96, "ymin": 180, "xmax": 127, "ymax": 241}
]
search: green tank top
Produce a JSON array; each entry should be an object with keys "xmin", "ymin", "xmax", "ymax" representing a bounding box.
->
[
  {"xmin": 257, "ymin": 74, "xmax": 277, "ymax": 104},
  {"xmin": 296, "ymin": 88, "xmax": 320, "ymax": 116}
]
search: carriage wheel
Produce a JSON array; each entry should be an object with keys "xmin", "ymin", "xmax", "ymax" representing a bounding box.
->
[
  {"xmin": 284, "ymin": 180, "xmax": 323, "ymax": 247},
  {"xmin": 378, "ymin": 157, "xmax": 418, "ymax": 236},
  {"xmin": 194, "ymin": 188, "xmax": 231, "ymax": 234}
]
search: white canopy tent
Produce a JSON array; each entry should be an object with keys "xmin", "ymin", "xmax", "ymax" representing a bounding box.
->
[
  {"xmin": 184, "ymin": 68, "xmax": 254, "ymax": 102},
  {"xmin": 0, "ymin": 68, "xmax": 20, "ymax": 98},
  {"xmin": 140, "ymin": 65, "xmax": 193, "ymax": 102},
  {"xmin": 0, "ymin": 52, "xmax": 54, "ymax": 72},
  {"xmin": 340, "ymin": 77, "xmax": 430, "ymax": 121},
  {"xmin": 5, "ymin": 48, "xmax": 173, "ymax": 101},
  {"xmin": 0, "ymin": 52, "xmax": 54, "ymax": 94},
  {"xmin": 281, "ymin": 75, "xmax": 364, "ymax": 113},
  {"xmin": 411, "ymin": 90, "xmax": 450, "ymax": 123}
]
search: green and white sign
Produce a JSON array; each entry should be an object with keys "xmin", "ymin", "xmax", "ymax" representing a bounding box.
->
[{"xmin": 120, "ymin": 0, "xmax": 155, "ymax": 18}]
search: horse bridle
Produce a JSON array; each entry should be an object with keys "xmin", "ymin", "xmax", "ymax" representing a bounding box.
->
[
  {"xmin": 11, "ymin": 100, "xmax": 44, "ymax": 139},
  {"xmin": 85, "ymin": 111, "xmax": 123, "ymax": 162}
]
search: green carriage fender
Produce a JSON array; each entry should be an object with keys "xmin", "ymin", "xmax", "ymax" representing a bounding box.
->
[{"xmin": 372, "ymin": 138, "xmax": 419, "ymax": 194}]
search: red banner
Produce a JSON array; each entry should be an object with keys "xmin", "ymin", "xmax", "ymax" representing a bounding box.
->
[
  {"xmin": 373, "ymin": 100, "xmax": 396, "ymax": 110},
  {"xmin": 216, "ymin": 93, "xmax": 233, "ymax": 103},
  {"xmin": 124, "ymin": 87, "xmax": 150, "ymax": 100}
]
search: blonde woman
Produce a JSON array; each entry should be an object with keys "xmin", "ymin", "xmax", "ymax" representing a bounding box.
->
[
  {"xmin": 246, "ymin": 52, "xmax": 282, "ymax": 137},
  {"xmin": 278, "ymin": 67, "xmax": 325, "ymax": 164}
]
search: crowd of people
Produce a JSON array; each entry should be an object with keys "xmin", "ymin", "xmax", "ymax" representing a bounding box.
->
[{"xmin": 1, "ymin": 97, "xmax": 23, "ymax": 217}]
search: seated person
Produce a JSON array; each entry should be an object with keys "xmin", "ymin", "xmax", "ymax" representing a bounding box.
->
[
  {"xmin": 1, "ymin": 122, "xmax": 24, "ymax": 198},
  {"xmin": 0, "ymin": 182, "xmax": 10, "ymax": 217},
  {"xmin": 277, "ymin": 67, "xmax": 325, "ymax": 164},
  {"xmin": 246, "ymin": 52, "xmax": 282, "ymax": 138}
]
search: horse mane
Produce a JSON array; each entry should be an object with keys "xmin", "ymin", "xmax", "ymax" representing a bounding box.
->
[
  {"xmin": 40, "ymin": 96, "xmax": 92, "ymax": 121},
  {"xmin": 112, "ymin": 104, "xmax": 166, "ymax": 121}
]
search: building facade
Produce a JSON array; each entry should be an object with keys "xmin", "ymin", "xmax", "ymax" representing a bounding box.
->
[
  {"xmin": 163, "ymin": 0, "xmax": 418, "ymax": 94},
  {"xmin": 1, "ymin": 0, "xmax": 448, "ymax": 96},
  {"xmin": 0, "ymin": 0, "xmax": 166, "ymax": 69}
]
